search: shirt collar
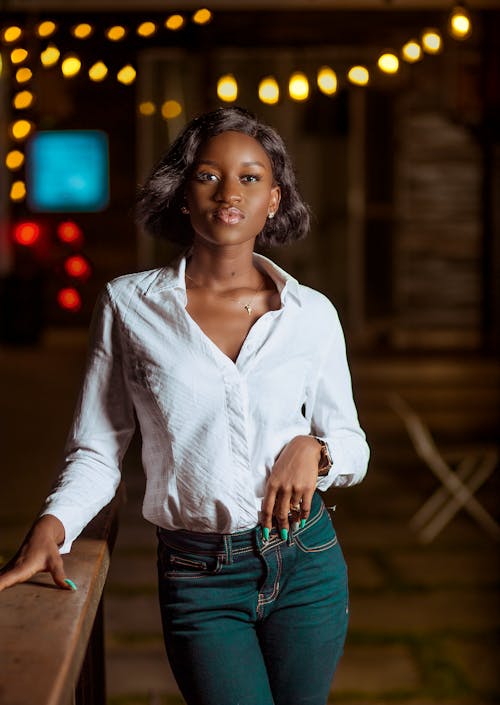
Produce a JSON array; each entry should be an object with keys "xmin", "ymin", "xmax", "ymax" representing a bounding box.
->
[{"xmin": 144, "ymin": 252, "xmax": 302, "ymax": 307}]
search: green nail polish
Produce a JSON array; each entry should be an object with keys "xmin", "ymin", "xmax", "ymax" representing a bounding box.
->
[
  {"xmin": 64, "ymin": 578, "xmax": 77, "ymax": 591},
  {"xmin": 263, "ymin": 527, "xmax": 270, "ymax": 541},
  {"xmin": 280, "ymin": 528, "xmax": 288, "ymax": 541},
  {"xmin": 300, "ymin": 519, "xmax": 307, "ymax": 529}
]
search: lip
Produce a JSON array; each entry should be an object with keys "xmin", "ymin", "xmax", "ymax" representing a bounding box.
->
[{"xmin": 213, "ymin": 207, "xmax": 245, "ymax": 225}]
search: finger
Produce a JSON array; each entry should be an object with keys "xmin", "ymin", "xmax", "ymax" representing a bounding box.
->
[
  {"xmin": 48, "ymin": 554, "xmax": 71, "ymax": 589},
  {"xmin": 274, "ymin": 490, "xmax": 293, "ymax": 539},
  {"xmin": 261, "ymin": 484, "xmax": 278, "ymax": 539},
  {"xmin": 0, "ymin": 561, "xmax": 40, "ymax": 592},
  {"xmin": 299, "ymin": 487, "xmax": 315, "ymax": 526}
]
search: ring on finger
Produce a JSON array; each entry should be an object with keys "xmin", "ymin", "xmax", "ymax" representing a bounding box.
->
[{"xmin": 290, "ymin": 503, "xmax": 301, "ymax": 512}]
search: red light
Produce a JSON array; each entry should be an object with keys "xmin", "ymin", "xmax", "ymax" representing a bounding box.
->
[
  {"xmin": 57, "ymin": 221, "xmax": 83, "ymax": 245},
  {"xmin": 57, "ymin": 287, "xmax": 82, "ymax": 312},
  {"xmin": 64, "ymin": 255, "xmax": 91, "ymax": 280},
  {"xmin": 14, "ymin": 222, "xmax": 41, "ymax": 246}
]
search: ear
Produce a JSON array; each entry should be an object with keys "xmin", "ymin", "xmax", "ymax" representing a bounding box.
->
[{"xmin": 269, "ymin": 185, "xmax": 281, "ymax": 215}]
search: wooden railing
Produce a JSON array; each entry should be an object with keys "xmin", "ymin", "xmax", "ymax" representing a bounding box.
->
[{"xmin": 0, "ymin": 487, "xmax": 122, "ymax": 705}]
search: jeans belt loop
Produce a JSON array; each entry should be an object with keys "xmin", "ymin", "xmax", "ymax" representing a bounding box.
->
[{"xmin": 223, "ymin": 534, "xmax": 233, "ymax": 564}]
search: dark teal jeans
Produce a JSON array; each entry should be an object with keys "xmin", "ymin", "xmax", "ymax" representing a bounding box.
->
[{"xmin": 157, "ymin": 492, "xmax": 349, "ymax": 705}]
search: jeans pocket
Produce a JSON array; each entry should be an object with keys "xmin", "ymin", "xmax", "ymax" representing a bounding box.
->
[
  {"xmin": 159, "ymin": 544, "xmax": 223, "ymax": 579},
  {"xmin": 294, "ymin": 507, "xmax": 338, "ymax": 554}
]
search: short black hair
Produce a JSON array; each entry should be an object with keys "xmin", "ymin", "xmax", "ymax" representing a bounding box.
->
[{"xmin": 136, "ymin": 106, "xmax": 310, "ymax": 247}]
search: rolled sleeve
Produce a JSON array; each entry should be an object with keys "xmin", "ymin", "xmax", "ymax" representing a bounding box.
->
[{"xmin": 41, "ymin": 285, "xmax": 136, "ymax": 553}]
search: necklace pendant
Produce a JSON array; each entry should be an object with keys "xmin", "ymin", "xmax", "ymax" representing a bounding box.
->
[{"xmin": 244, "ymin": 304, "xmax": 252, "ymax": 315}]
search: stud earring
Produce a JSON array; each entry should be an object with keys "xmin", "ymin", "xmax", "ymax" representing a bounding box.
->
[
  {"xmin": 268, "ymin": 212, "xmax": 275, "ymax": 219},
  {"xmin": 181, "ymin": 205, "xmax": 190, "ymax": 215}
]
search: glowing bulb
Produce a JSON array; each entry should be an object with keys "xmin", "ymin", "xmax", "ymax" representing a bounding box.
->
[
  {"xmin": 11, "ymin": 48, "xmax": 28, "ymax": 64},
  {"xmin": 348, "ymin": 66, "xmax": 369, "ymax": 86},
  {"xmin": 57, "ymin": 288, "xmax": 82, "ymax": 312},
  {"xmin": 378, "ymin": 53, "xmax": 399, "ymax": 74},
  {"xmin": 422, "ymin": 29, "xmax": 442, "ymax": 54},
  {"xmin": 10, "ymin": 119, "xmax": 33, "ymax": 140},
  {"xmin": 13, "ymin": 90, "xmax": 33, "ymax": 109},
  {"xmin": 317, "ymin": 66, "xmax": 337, "ymax": 96},
  {"xmin": 72, "ymin": 23, "xmax": 94, "ymax": 39},
  {"xmin": 401, "ymin": 40, "xmax": 422, "ymax": 63},
  {"xmin": 57, "ymin": 221, "xmax": 83, "ymax": 245},
  {"xmin": 106, "ymin": 26, "xmax": 127, "ymax": 41},
  {"xmin": 40, "ymin": 44, "xmax": 60, "ymax": 67},
  {"xmin": 139, "ymin": 101, "xmax": 156, "ymax": 116},
  {"xmin": 193, "ymin": 8, "xmax": 213, "ymax": 24},
  {"xmin": 10, "ymin": 181, "xmax": 26, "ymax": 201},
  {"xmin": 61, "ymin": 55, "xmax": 82, "ymax": 78},
  {"xmin": 117, "ymin": 65, "xmax": 136, "ymax": 85},
  {"xmin": 36, "ymin": 21, "xmax": 57, "ymax": 38},
  {"xmin": 217, "ymin": 74, "xmax": 238, "ymax": 102},
  {"xmin": 2, "ymin": 26, "xmax": 22, "ymax": 44},
  {"xmin": 14, "ymin": 222, "xmax": 40, "ymax": 246},
  {"xmin": 89, "ymin": 61, "xmax": 108, "ymax": 82},
  {"xmin": 6, "ymin": 150, "xmax": 25, "ymax": 170},
  {"xmin": 64, "ymin": 255, "xmax": 91, "ymax": 279},
  {"xmin": 289, "ymin": 72, "xmax": 309, "ymax": 101},
  {"xmin": 161, "ymin": 100, "xmax": 182, "ymax": 119},
  {"xmin": 15, "ymin": 67, "xmax": 32, "ymax": 83},
  {"xmin": 165, "ymin": 14, "xmax": 185, "ymax": 30},
  {"xmin": 258, "ymin": 77, "xmax": 280, "ymax": 105},
  {"xmin": 449, "ymin": 5, "xmax": 472, "ymax": 39},
  {"xmin": 137, "ymin": 22, "xmax": 157, "ymax": 37}
]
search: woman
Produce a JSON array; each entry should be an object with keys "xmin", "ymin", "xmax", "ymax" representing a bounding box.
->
[{"xmin": 0, "ymin": 106, "xmax": 369, "ymax": 705}]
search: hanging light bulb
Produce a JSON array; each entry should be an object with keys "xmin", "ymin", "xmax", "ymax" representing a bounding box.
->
[
  {"xmin": 106, "ymin": 26, "xmax": 127, "ymax": 41},
  {"xmin": 40, "ymin": 44, "xmax": 60, "ymax": 67},
  {"xmin": 348, "ymin": 66, "xmax": 369, "ymax": 86},
  {"xmin": 421, "ymin": 29, "xmax": 442, "ymax": 54},
  {"xmin": 449, "ymin": 4, "xmax": 472, "ymax": 39},
  {"xmin": 137, "ymin": 22, "xmax": 157, "ymax": 37},
  {"xmin": 117, "ymin": 65, "xmax": 136, "ymax": 85},
  {"xmin": 5, "ymin": 150, "xmax": 25, "ymax": 170},
  {"xmin": 10, "ymin": 119, "xmax": 33, "ymax": 140},
  {"xmin": 258, "ymin": 77, "xmax": 280, "ymax": 105},
  {"xmin": 61, "ymin": 54, "xmax": 82, "ymax": 78},
  {"xmin": 36, "ymin": 21, "xmax": 57, "ymax": 38},
  {"xmin": 217, "ymin": 74, "xmax": 238, "ymax": 102},
  {"xmin": 161, "ymin": 100, "xmax": 183, "ymax": 119},
  {"xmin": 401, "ymin": 40, "xmax": 422, "ymax": 63},
  {"xmin": 165, "ymin": 14, "xmax": 185, "ymax": 31},
  {"xmin": 193, "ymin": 8, "xmax": 213, "ymax": 25},
  {"xmin": 317, "ymin": 66, "xmax": 337, "ymax": 96},
  {"xmin": 89, "ymin": 61, "xmax": 108, "ymax": 82},
  {"xmin": 139, "ymin": 101, "xmax": 156, "ymax": 116},
  {"xmin": 289, "ymin": 72, "xmax": 309, "ymax": 101},
  {"xmin": 2, "ymin": 26, "xmax": 22, "ymax": 44},
  {"xmin": 13, "ymin": 90, "xmax": 34, "ymax": 109},
  {"xmin": 377, "ymin": 52, "xmax": 399, "ymax": 74},
  {"xmin": 72, "ymin": 24, "xmax": 94, "ymax": 39},
  {"xmin": 15, "ymin": 67, "xmax": 32, "ymax": 83},
  {"xmin": 10, "ymin": 181, "xmax": 27, "ymax": 202},
  {"xmin": 10, "ymin": 48, "xmax": 28, "ymax": 65}
]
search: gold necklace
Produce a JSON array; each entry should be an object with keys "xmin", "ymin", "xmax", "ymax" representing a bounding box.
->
[{"xmin": 185, "ymin": 273, "xmax": 265, "ymax": 316}]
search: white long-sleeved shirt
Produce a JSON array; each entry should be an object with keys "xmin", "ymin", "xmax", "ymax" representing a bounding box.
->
[{"xmin": 42, "ymin": 253, "xmax": 369, "ymax": 552}]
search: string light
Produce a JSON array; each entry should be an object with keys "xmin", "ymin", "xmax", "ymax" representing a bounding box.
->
[
  {"xmin": 193, "ymin": 8, "xmax": 213, "ymax": 25},
  {"xmin": 64, "ymin": 255, "xmax": 91, "ymax": 279},
  {"xmin": 40, "ymin": 45, "xmax": 60, "ymax": 67},
  {"xmin": 15, "ymin": 67, "xmax": 32, "ymax": 83},
  {"xmin": 139, "ymin": 101, "xmax": 156, "ymax": 116},
  {"xmin": 289, "ymin": 72, "xmax": 309, "ymax": 101},
  {"xmin": 89, "ymin": 61, "xmax": 108, "ymax": 82},
  {"xmin": 13, "ymin": 90, "xmax": 34, "ymax": 109},
  {"xmin": 161, "ymin": 100, "xmax": 182, "ymax": 119},
  {"xmin": 377, "ymin": 52, "xmax": 399, "ymax": 74},
  {"xmin": 165, "ymin": 14, "xmax": 185, "ymax": 30},
  {"xmin": 106, "ymin": 26, "xmax": 127, "ymax": 41},
  {"xmin": 449, "ymin": 4, "xmax": 472, "ymax": 39},
  {"xmin": 14, "ymin": 222, "xmax": 40, "ymax": 246},
  {"xmin": 317, "ymin": 66, "xmax": 337, "ymax": 96},
  {"xmin": 10, "ymin": 119, "xmax": 33, "ymax": 140},
  {"xmin": 348, "ymin": 65, "xmax": 369, "ymax": 86},
  {"xmin": 36, "ymin": 21, "xmax": 57, "ymax": 38},
  {"xmin": 72, "ymin": 23, "xmax": 94, "ymax": 39},
  {"xmin": 217, "ymin": 74, "xmax": 238, "ymax": 102},
  {"xmin": 6, "ymin": 150, "xmax": 25, "ymax": 170},
  {"xmin": 57, "ymin": 288, "xmax": 82, "ymax": 312},
  {"xmin": 117, "ymin": 65, "xmax": 136, "ymax": 85},
  {"xmin": 137, "ymin": 21, "xmax": 157, "ymax": 37},
  {"xmin": 10, "ymin": 48, "xmax": 28, "ymax": 64},
  {"xmin": 10, "ymin": 181, "xmax": 26, "ymax": 201},
  {"xmin": 61, "ymin": 54, "xmax": 82, "ymax": 78},
  {"xmin": 258, "ymin": 77, "xmax": 280, "ymax": 105},
  {"xmin": 57, "ymin": 221, "xmax": 83, "ymax": 245},
  {"xmin": 422, "ymin": 29, "xmax": 442, "ymax": 54},
  {"xmin": 2, "ymin": 26, "xmax": 22, "ymax": 44},
  {"xmin": 401, "ymin": 40, "xmax": 422, "ymax": 63}
]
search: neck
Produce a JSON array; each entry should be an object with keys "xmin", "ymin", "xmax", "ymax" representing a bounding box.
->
[{"xmin": 186, "ymin": 241, "xmax": 261, "ymax": 289}]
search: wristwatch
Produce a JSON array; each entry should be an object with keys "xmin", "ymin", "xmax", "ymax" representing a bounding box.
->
[{"xmin": 314, "ymin": 437, "xmax": 333, "ymax": 476}]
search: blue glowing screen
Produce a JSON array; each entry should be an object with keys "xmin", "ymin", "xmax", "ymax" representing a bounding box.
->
[{"xmin": 27, "ymin": 130, "xmax": 109, "ymax": 212}]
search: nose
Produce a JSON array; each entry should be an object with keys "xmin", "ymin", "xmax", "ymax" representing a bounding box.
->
[{"xmin": 214, "ymin": 178, "xmax": 241, "ymax": 204}]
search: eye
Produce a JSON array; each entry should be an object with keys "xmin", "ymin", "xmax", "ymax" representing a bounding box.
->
[
  {"xmin": 240, "ymin": 174, "xmax": 261, "ymax": 183},
  {"xmin": 195, "ymin": 171, "xmax": 219, "ymax": 182}
]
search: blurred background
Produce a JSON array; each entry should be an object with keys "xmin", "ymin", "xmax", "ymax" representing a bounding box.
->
[{"xmin": 0, "ymin": 0, "xmax": 499, "ymax": 703}]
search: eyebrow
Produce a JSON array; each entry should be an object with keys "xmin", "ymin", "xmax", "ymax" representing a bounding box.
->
[{"xmin": 196, "ymin": 159, "xmax": 268, "ymax": 169}]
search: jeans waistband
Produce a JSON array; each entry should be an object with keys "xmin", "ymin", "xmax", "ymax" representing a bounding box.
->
[{"xmin": 157, "ymin": 491, "xmax": 325, "ymax": 559}]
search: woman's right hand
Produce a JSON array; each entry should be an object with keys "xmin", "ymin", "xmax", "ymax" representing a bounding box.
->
[{"xmin": 0, "ymin": 515, "xmax": 71, "ymax": 592}]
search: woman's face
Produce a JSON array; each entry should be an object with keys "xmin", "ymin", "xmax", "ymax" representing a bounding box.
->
[{"xmin": 185, "ymin": 131, "xmax": 281, "ymax": 249}]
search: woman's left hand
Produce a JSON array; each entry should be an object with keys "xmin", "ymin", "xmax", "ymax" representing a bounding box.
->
[{"xmin": 260, "ymin": 435, "xmax": 321, "ymax": 539}]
